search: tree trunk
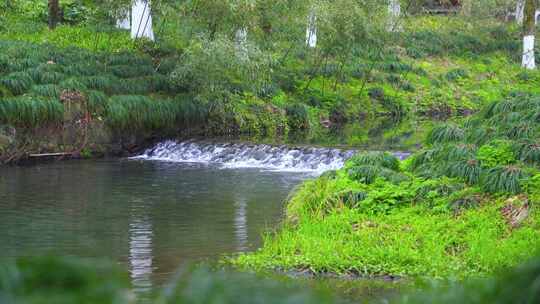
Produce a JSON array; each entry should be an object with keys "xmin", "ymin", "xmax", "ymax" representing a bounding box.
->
[
  {"xmin": 387, "ymin": 0, "xmax": 401, "ymax": 32},
  {"xmin": 48, "ymin": 0, "xmax": 60, "ymax": 29},
  {"xmin": 461, "ymin": 0, "xmax": 472, "ymax": 16},
  {"xmin": 306, "ymin": 11, "xmax": 317, "ymax": 48},
  {"xmin": 131, "ymin": 0, "xmax": 155, "ymax": 41},
  {"xmin": 522, "ymin": 0, "xmax": 536, "ymax": 69},
  {"xmin": 235, "ymin": 28, "xmax": 248, "ymax": 60},
  {"xmin": 516, "ymin": 0, "xmax": 525, "ymax": 24}
]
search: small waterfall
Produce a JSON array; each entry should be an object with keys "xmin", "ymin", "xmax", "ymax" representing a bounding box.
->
[
  {"xmin": 134, "ymin": 140, "xmax": 411, "ymax": 174},
  {"xmin": 134, "ymin": 140, "xmax": 356, "ymax": 173}
]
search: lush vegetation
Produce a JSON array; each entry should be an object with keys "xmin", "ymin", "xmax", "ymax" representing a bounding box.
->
[
  {"xmin": 234, "ymin": 94, "xmax": 540, "ymax": 277},
  {"xmin": 2, "ymin": 2, "xmax": 540, "ymax": 302},
  {"xmin": 2, "ymin": 1, "xmax": 540, "ymax": 161},
  {"xmin": 1, "ymin": 255, "xmax": 539, "ymax": 303}
]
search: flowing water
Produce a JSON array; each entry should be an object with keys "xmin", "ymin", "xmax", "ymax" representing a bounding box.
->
[{"xmin": 0, "ymin": 140, "xmax": 408, "ymax": 299}]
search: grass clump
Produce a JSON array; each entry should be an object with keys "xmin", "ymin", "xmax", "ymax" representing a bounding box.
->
[
  {"xmin": 107, "ymin": 95, "xmax": 179, "ymax": 133},
  {"xmin": 0, "ymin": 72, "xmax": 34, "ymax": 95},
  {"xmin": 0, "ymin": 97, "xmax": 63, "ymax": 128}
]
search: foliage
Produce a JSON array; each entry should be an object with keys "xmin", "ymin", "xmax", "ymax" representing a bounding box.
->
[
  {"xmin": 0, "ymin": 97, "xmax": 63, "ymax": 128},
  {"xmin": 235, "ymin": 93, "xmax": 540, "ymax": 277},
  {"xmin": 477, "ymin": 140, "xmax": 515, "ymax": 168},
  {"xmin": 482, "ymin": 165, "xmax": 527, "ymax": 194},
  {"xmin": 399, "ymin": 257, "xmax": 540, "ymax": 304},
  {"xmin": 0, "ymin": 256, "xmax": 130, "ymax": 304},
  {"xmin": 171, "ymin": 35, "xmax": 273, "ymax": 96},
  {"xmin": 426, "ymin": 124, "xmax": 464, "ymax": 145},
  {"xmin": 157, "ymin": 266, "xmax": 334, "ymax": 304}
]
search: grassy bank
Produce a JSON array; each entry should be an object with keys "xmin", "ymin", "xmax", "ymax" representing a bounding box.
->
[
  {"xmin": 234, "ymin": 93, "xmax": 540, "ymax": 278},
  {"xmin": 2, "ymin": 11, "xmax": 540, "ymax": 161}
]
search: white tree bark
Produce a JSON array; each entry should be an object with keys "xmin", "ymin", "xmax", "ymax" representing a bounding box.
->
[
  {"xmin": 306, "ymin": 11, "xmax": 317, "ymax": 48},
  {"xmin": 131, "ymin": 0, "xmax": 154, "ymax": 41},
  {"xmin": 522, "ymin": 35, "xmax": 536, "ymax": 69},
  {"xmin": 387, "ymin": 0, "xmax": 402, "ymax": 32},
  {"xmin": 235, "ymin": 27, "xmax": 248, "ymax": 59},
  {"xmin": 516, "ymin": 0, "xmax": 525, "ymax": 24}
]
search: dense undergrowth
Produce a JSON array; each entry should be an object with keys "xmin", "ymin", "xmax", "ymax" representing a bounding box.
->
[
  {"xmin": 1, "ymin": 13, "xmax": 540, "ymax": 144},
  {"xmin": 1, "ymin": 255, "xmax": 539, "ymax": 304},
  {"xmin": 234, "ymin": 94, "xmax": 540, "ymax": 278}
]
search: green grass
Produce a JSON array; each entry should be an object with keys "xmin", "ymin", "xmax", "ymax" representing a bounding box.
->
[
  {"xmin": 0, "ymin": 96, "xmax": 63, "ymax": 128},
  {"xmin": 234, "ymin": 181, "xmax": 540, "ymax": 277},
  {"xmin": 234, "ymin": 94, "xmax": 540, "ymax": 278}
]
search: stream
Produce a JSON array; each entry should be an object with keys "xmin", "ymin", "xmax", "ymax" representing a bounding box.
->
[{"xmin": 0, "ymin": 140, "xmax": 408, "ymax": 301}]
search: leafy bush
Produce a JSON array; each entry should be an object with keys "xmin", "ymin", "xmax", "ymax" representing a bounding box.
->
[
  {"xmin": 477, "ymin": 140, "xmax": 515, "ymax": 168},
  {"xmin": 445, "ymin": 68, "xmax": 468, "ymax": 82},
  {"xmin": 170, "ymin": 35, "xmax": 273, "ymax": 97},
  {"xmin": 285, "ymin": 103, "xmax": 309, "ymax": 130}
]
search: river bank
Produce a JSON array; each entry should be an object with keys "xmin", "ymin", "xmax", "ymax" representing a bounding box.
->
[
  {"xmin": 233, "ymin": 94, "xmax": 540, "ymax": 278},
  {"xmin": 2, "ymin": 14, "xmax": 540, "ymax": 164}
]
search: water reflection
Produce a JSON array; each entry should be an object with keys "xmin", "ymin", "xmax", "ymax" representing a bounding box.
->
[
  {"xmin": 0, "ymin": 160, "xmax": 306, "ymax": 292},
  {"xmin": 128, "ymin": 203, "xmax": 154, "ymax": 294},
  {"xmin": 234, "ymin": 197, "xmax": 248, "ymax": 251}
]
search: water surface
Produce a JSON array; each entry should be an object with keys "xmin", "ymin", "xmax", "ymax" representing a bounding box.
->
[{"xmin": 0, "ymin": 159, "xmax": 307, "ymax": 292}]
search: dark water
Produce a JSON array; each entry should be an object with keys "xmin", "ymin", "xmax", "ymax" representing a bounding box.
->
[{"xmin": 0, "ymin": 159, "xmax": 307, "ymax": 293}]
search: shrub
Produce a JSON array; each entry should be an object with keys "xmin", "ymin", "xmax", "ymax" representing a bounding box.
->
[
  {"xmin": 0, "ymin": 72, "xmax": 34, "ymax": 95},
  {"xmin": 285, "ymin": 103, "xmax": 309, "ymax": 130},
  {"xmin": 477, "ymin": 140, "xmax": 515, "ymax": 168},
  {"xmin": 346, "ymin": 151, "xmax": 400, "ymax": 171},
  {"xmin": 445, "ymin": 68, "xmax": 468, "ymax": 82},
  {"xmin": 445, "ymin": 159, "xmax": 482, "ymax": 185},
  {"xmin": 426, "ymin": 123, "xmax": 464, "ymax": 145},
  {"xmin": 515, "ymin": 141, "xmax": 540, "ymax": 165},
  {"xmin": 482, "ymin": 165, "xmax": 527, "ymax": 194}
]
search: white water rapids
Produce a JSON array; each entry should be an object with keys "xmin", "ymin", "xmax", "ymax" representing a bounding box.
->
[{"xmin": 133, "ymin": 140, "xmax": 410, "ymax": 174}]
